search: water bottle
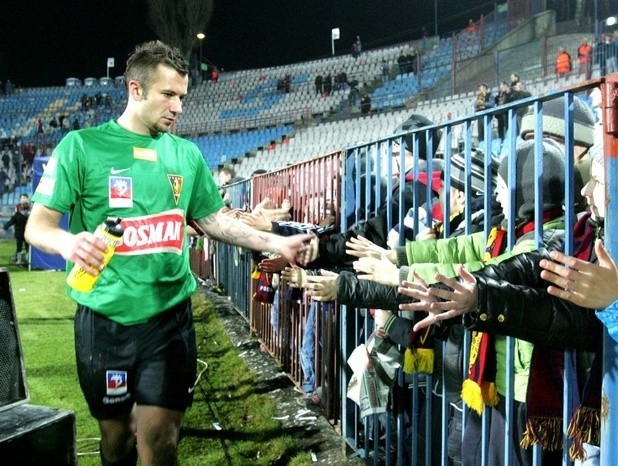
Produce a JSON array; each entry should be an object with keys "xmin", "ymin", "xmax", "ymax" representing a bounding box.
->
[{"xmin": 66, "ymin": 217, "xmax": 124, "ymax": 293}]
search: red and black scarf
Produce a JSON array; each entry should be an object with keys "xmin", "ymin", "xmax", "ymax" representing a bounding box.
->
[{"xmin": 521, "ymin": 213, "xmax": 602, "ymax": 459}]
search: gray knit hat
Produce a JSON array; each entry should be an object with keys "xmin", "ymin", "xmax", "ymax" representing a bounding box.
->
[
  {"xmin": 394, "ymin": 114, "xmax": 442, "ymax": 159},
  {"xmin": 498, "ymin": 138, "xmax": 565, "ymax": 220},
  {"xmin": 520, "ymin": 95, "xmax": 595, "ymax": 147},
  {"xmin": 448, "ymin": 148, "xmax": 498, "ymax": 194}
]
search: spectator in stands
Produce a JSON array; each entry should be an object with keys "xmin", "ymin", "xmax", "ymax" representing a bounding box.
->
[
  {"xmin": 298, "ymin": 114, "xmax": 443, "ymax": 270},
  {"xmin": 555, "ymin": 46, "xmax": 572, "ymax": 77},
  {"xmin": 539, "ymin": 145, "xmax": 618, "ymax": 312},
  {"xmin": 218, "ymin": 164, "xmax": 245, "ymax": 208},
  {"xmin": 351, "ymin": 140, "xmax": 566, "ymax": 466},
  {"xmin": 360, "ymin": 95, "xmax": 371, "ymax": 114},
  {"xmin": 407, "ymin": 48, "xmax": 419, "ymax": 74},
  {"xmin": 352, "ymin": 35, "xmax": 362, "ymax": 58},
  {"xmin": 519, "ymin": 94, "xmax": 595, "ymax": 214},
  {"xmin": 35, "ymin": 118, "xmax": 44, "ymax": 137},
  {"xmin": 594, "ymin": 35, "xmax": 608, "ymax": 76},
  {"xmin": 314, "ymin": 73, "xmax": 323, "ymax": 95},
  {"xmin": 397, "ymin": 51, "xmax": 407, "ymax": 75},
  {"xmin": 509, "ymin": 72, "xmax": 520, "ymax": 89},
  {"xmin": 466, "ymin": 19, "xmax": 476, "ymax": 33},
  {"xmin": 323, "ymin": 72, "xmax": 333, "ymax": 95},
  {"xmin": 474, "ymin": 82, "xmax": 494, "ymax": 142},
  {"xmin": 251, "ymin": 168, "xmax": 268, "ymax": 177},
  {"xmin": 348, "ymin": 79, "xmax": 360, "ymax": 105},
  {"xmin": 335, "ymin": 69, "xmax": 348, "ymax": 90},
  {"xmin": 3, "ymin": 194, "xmax": 31, "ymax": 265},
  {"xmin": 49, "ymin": 116, "xmax": 59, "ymax": 132},
  {"xmin": 494, "ymin": 80, "xmax": 510, "ymax": 139},
  {"xmin": 398, "ymin": 136, "xmax": 606, "ymax": 464},
  {"xmin": 4, "ymin": 80, "xmax": 14, "ymax": 95},
  {"xmin": 211, "ymin": 67, "xmax": 219, "ymax": 83},
  {"xmin": 507, "ymin": 80, "xmax": 532, "ymax": 136},
  {"xmin": 381, "ymin": 60, "xmax": 390, "ymax": 82},
  {"xmin": 577, "ymin": 38, "xmax": 593, "ymax": 79}
]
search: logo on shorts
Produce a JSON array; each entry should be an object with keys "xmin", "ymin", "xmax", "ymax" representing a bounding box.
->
[{"xmin": 106, "ymin": 370, "xmax": 128, "ymax": 396}]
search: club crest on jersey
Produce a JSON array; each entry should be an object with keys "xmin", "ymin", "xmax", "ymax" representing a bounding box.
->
[
  {"xmin": 168, "ymin": 175, "xmax": 183, "ymax": 205},
  {"xmin": 106, "ymin": 370, "xmax": 128, "ymax": 396},
  {"xmin": 109, "ymin": 176, "xmax": 133, "ymax": 208}
]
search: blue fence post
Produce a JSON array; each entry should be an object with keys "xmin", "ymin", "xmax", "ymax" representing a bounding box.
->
[{"xmin": 600, "ymin": 74, "xmax": 618, "ymax": 466}]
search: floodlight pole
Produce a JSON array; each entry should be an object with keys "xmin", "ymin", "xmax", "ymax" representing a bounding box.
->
[{"xmin": 197, "ymin": 33, "xmax": 205, "ymax": 82}]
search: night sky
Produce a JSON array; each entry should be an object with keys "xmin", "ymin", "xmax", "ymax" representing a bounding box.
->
[{"xmin": 0, "ymin": 0, "xmax": 495, "ymax": 88}]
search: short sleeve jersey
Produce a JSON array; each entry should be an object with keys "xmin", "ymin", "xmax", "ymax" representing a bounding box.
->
[{"xmin": 32, "ymin": 120, "xmax": 224, "ymax": 325}]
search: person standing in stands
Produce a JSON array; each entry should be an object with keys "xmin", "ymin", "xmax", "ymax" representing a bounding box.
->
[
  {"xmin": 494, "ymin": 80, "xmax": 511, "ymax": 139},
  {"xmin": 507, "ymin": 80, "xmax": 532, "ymax": 136},
  {"xmin": 555, "ymin": 46, "xmax": 572, "ymax": 78},
  {"xmin": 474, "ymin": 82, "xmax": 494, "ymax": 143},
  {"xmin": 606, "ymin": 33, "xmax": 618, "ymax": 74},
  {"xmin": 577, "ymin": 38, "xmax": 593, "ymax": 79},
  {"xmin": 24, "ymin": 40, "xmax": 311, "ymax": 466},
  {"xmin": 314, "ymin": 73, "xmax": 323, "ymax": 95},
  {"xmin": 218, "ymin": 164, "xmax": 244, "ymax": 208}
]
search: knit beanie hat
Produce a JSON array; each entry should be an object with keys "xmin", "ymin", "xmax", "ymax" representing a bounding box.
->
[
  {"xmin": 520, "ymin": 95, "xmax": 595, "ymax": 148},
  {"xmin": 395, "ymin": 114, "xmax": 443, "ymax": 160},
  {"xmin": 447, "ymin": 148, "xmax": 498, "ymax": 195},
  {"xmin": 498, "ymin": 138, "xmax": 565, "ymax": 220}
]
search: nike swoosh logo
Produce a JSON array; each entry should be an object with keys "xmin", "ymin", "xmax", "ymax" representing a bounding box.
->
[{"xmin": 110, "ymin": 167, "xmax": 131, "ymax": 175}]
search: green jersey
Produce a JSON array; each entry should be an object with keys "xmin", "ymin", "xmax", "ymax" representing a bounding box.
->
[{"xmin": 32, "ymin": 120, "xmax": 224, "ymax": 325}]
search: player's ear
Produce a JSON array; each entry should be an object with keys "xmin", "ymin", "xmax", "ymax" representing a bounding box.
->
[{"xmin": 128, "ymin": 80, "xmax": 143, "ymax": 100}]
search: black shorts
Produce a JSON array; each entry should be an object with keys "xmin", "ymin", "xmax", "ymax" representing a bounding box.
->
[{"xmin": 74, "ymin": 299, "xmax": 197, "ymax": 420}]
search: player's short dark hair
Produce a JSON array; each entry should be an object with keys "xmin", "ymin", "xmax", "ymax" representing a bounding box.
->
[{"xmin": 124, "ymin": 40, "xmax": 189, "ymax": 94}]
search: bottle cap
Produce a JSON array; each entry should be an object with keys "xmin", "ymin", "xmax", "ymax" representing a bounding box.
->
[{"xmin": 104, "ymin": 217, "xmax": 124, "ymax": 238}]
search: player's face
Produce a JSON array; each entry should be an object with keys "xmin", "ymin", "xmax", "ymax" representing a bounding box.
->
[{"xmin": 137, "ymin": 64, "xmax": 188, "ymax": 136}]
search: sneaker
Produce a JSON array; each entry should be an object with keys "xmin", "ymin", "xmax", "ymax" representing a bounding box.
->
[{"xmin": 305, "ymin": 386, "xmax": 323, "ymax": 407}]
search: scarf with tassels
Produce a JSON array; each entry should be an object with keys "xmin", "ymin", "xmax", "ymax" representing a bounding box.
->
[
  {"xmin": 402, "ymin": 208, "xmax": 469, "ymax": 376},
  {"xmin": 521, "ymin": 213, "xmax": 602, "ymax": 459},
  {"xmin": 461, "ymin": 226, "xmax": 507, "ymax": 414},
  {"xmin": 402, "ymin": 323, "xmax": 435, "ymax": 374},
  {"xmin": 567, "ymin": 351, "xmax": 602, "ymax": 460},
  {"xmin": 462, "ymin": 210, "xmax": 565, "ymax": 415},
  {"xmin": 566, "ymin": 215, "xmax": 602, "ymax": 460}
]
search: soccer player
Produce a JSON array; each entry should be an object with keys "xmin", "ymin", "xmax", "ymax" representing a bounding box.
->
[{"xmin": 25, "ymin": 41, "xmax": 311, "ymax": 466}]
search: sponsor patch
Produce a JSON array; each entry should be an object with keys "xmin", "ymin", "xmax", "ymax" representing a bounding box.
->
[
  {"xmin": 116, "ymin": 209, "xmax": 185, "ymax": 255},
  {"xmin": 109, "ymin": 176, "xmax": 133, "ymax": 208},
  {"xmin": 168, "ymin": 175, "xmax": 183, "ymax": 205},
  {"xmin": 133, "ymin": 147, "xmax": 157, "ymax": 162},
  {"xmin": 106, "ymin": 370, "xmax": 128, "ymax": 396}
]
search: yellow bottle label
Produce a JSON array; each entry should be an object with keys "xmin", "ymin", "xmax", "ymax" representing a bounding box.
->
[{"xmin": 66, "ymin": 224, "xmax": 123, "ymax": 293}]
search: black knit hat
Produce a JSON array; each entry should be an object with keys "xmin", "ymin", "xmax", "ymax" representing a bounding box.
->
[
  {"xmin": 520, "ymin": 95, "xmax": 595, "ymax": 148},
  {"xmin": 394, "ymin": 114, "xmax": 442, "ymax": 159},
  {"xmin": 448, "ymin": 148, "xmax": 498, "ymax": 195},
  {"xmin": 498, "ymin": 139, "xmax": 565, "ymax": 220}
]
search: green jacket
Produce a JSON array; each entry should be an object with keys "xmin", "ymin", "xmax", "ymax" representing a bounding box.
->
[{"xmin": 392, "ymin": 218, "xmax": 564, "ymax": 401}]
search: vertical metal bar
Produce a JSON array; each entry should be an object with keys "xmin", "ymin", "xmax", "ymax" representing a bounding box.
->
[{"xmin": 600, "ymin": 72, "xmax": 618, "ymax": 466}]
